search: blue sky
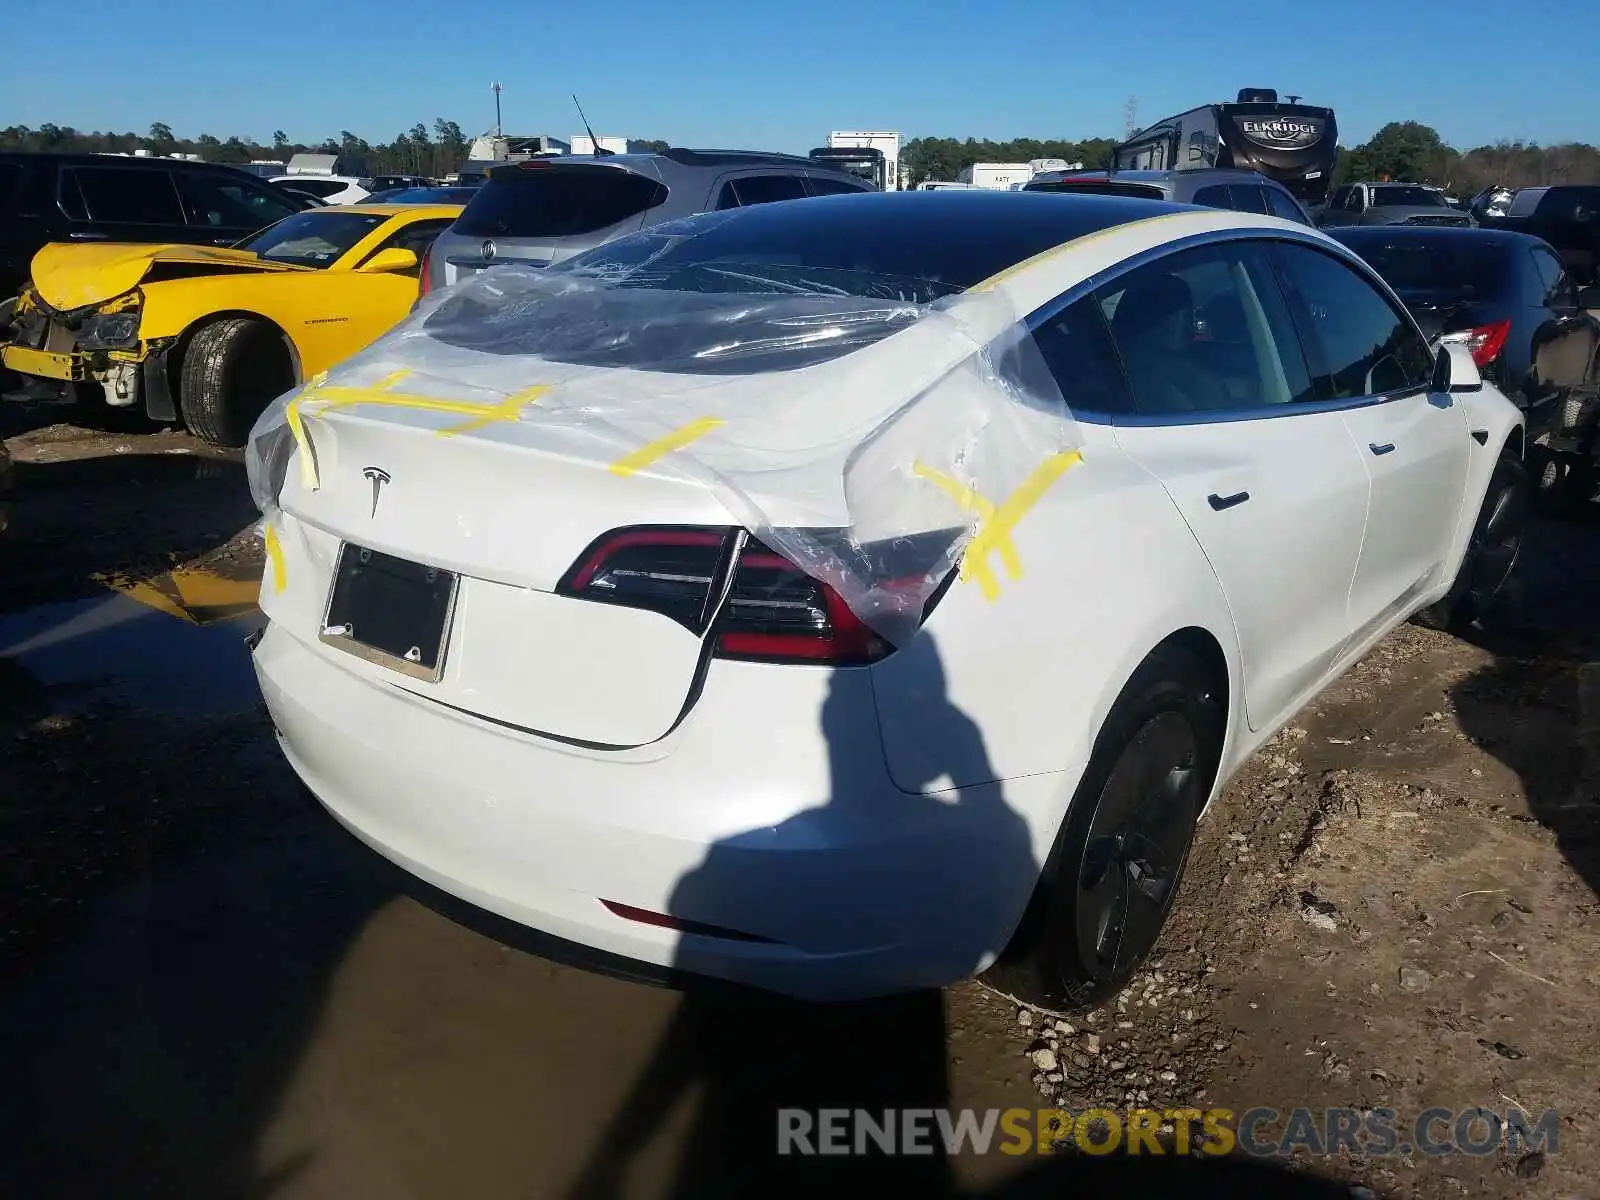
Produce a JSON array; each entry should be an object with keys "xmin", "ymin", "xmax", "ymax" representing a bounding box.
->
[{"xmin": 7, "ymin": 0, "xmax": 1598, "ymax": 153}]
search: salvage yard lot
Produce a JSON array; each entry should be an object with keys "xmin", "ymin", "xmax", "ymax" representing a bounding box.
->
[{"xmin": 1, "ymin": 408, "xmax": 1597, "ymax": 1198}]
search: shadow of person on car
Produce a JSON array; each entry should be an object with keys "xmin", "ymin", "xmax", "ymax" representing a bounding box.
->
[
  {"xmin": 1449, "ymin": 507, "xmax": 1600, "ymax": 901},
  {"xmin": 568, "ymin": 636, "xmax": 1038, "ymax": 1199}
]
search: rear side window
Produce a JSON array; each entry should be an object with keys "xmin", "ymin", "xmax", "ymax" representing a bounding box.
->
[
  {"xmin": 1264, "ymin": 187, "xmax": 1309, "ymax": 224},
  {"xmin": 456, "ymin": 167, "xmax": 667, "ymax": 237},
  {"xmin": 1529, "ymin": 247, "xmax": 1566, "ymax": 300},
  {"xmin": 1028, "ymin": 295, "xmax": 1135, "ymax": 415},
  {"xmin": 717, "ymin": 175, "xmax": 809, "ymax": 209},
  {"xmin": 64, "ymin": 167, "xmax": 185, "ymax": 224},
  {"xmin": 1191, "ymin": 185, "xmax": 1235, "ymax": 211},
  {"xmin": 1272, "ymin": 243, "xmax": 1434, "ymax": 399},
  {"xmin": 1508, "ymin": 188, "xmax": 1546, "ymax": 217}
]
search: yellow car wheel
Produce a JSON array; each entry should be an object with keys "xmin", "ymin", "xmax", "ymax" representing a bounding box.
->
[{"xmin": 179, "ymin": 317, "xmax": 295, "ymax": 449}]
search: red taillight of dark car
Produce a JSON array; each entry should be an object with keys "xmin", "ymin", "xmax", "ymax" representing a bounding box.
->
[
  {"xmin": 557, "ymin": 525, "xmax": 958, "ymax": 666},
  {"xmin": 1452, "ymin": 318, "xmax": 1512, "ymax": 368},
  {"xmin": 417, "ymin": 242, "xmax": 434, "ymax": 300}
]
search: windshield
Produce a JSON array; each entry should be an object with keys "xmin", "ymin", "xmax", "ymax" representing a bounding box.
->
[
  {"xmin": 1370, "ymin": 185, "xmax": 1445, "ymax": 208},
  {"xmin": 1338, "ymin": 234, "xmax": 1510, "ymax": 298},
  {"xmin": 239, "ymin": 211, "xmax": 386, "ymax": 267}
]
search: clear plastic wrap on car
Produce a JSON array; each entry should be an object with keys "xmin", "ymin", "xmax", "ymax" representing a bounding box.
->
[{"xmin": 246, "ymin": 228, "xmax": 1083, "ymax": 648}]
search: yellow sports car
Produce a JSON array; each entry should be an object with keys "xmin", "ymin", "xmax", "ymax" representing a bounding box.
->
[{"xmin": 1, "ymin": 204, "xmax": 461, "ymax": 447}]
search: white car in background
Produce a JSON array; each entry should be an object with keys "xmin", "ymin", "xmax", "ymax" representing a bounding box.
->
[
  {"xmin": 248, "ymin": 191, "xmax": 1527, "ymax": 1007},
  {"xmin": 269, "ymin": 175, "xmax": 371, "ymax": 206}
]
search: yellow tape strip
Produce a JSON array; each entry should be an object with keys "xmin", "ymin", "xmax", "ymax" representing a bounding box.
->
[
  {"xmin": 263, "ymin": 524, "xmax": 287, "ymax": 595},
  {"xmin": 914, "ymin": 450, "xmax": 1084, "ymax": 601},
  {"xmin": 284, "ymin": 371, "xmax": 551, "ymax": 491},
  {"xmin": 608, "ymin": 416, "xmax": 725, "ymax": 477}
]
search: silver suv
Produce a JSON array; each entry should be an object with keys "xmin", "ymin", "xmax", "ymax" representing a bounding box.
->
[
  {"xmin": 1023, "ymin": 167, "xmax": 1314, "ymax": 225},
  {"xmin": 421, "ymin": 148, "xmax": 876, "ymax": 292}
]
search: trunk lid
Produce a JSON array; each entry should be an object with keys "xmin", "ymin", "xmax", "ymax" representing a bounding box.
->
[
  {"xmin": 277, "ymin": 407, "xmax": 751, "ymax": 749},
  {"xmin": 28, "ymin": 242, "xmax": 308, "ymax": 312}
]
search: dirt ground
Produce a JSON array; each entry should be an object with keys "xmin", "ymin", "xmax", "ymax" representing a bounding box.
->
[{"xmin": 2, "ymin": 402, "xmax": 1598, "ymax": 1198}]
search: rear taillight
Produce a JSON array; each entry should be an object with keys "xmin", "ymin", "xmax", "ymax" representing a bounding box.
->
[
  {"xmin": 1442, "ymin": 318, "xmax": 1511, "ymax": 368},
  {"xmin": 418, "ymin": 243, "xmax": 434, "ymax": 299},
  {"xmin": 557, "ymin": 526, "xmax": 957, "ymax": 666}
]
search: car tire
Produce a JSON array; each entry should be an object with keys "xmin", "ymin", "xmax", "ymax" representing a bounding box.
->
[
  {"xmin": 178, "ymin": 318, "xmax": 294, "ymax": 449},
  {"xmin": 1412, "ymin": 449, "xmax": 1529, "ymax": 631},
  {"xmin": 982, "ymin": 641, "xmax": 1225, "ymax": 1012}
]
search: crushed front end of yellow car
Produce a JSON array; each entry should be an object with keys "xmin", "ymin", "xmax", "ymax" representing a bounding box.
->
[{"xmin": 2, "ymin": 285, "xmax": 161, "ymax": 410}]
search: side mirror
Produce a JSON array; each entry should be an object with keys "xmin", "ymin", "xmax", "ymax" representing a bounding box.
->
[
  {"xmin": 1578, "ymin": 285, "xmax": 1600, "ymax": 310},
  {"xmin": 359, "ymin": 247, "xmax": 419, "ymax": 274},
  {"xmin": 1433, "ymin": 341, "xmax": 1482, "ymax": 394}
]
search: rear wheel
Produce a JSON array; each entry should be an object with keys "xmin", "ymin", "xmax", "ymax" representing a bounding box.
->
[
  {"xmin": 983, "ymin": 643, "xmax": 1224, "ymax": 1012},
  {"xmin": 1413, "ymin": 449, "xmax": 1529, "ymax": 630},
  {"xmin": 178, "ymin": 318, "xmax": 294, "ymax": 449}
]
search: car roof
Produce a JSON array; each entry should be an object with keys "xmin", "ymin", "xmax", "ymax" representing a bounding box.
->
[
  {"xmin": 0, "ymin": 150, "xmax": 238, "ymax": 171},
  {"xmin": 317, "ymin": 203, "xmax": 465, "ymax": 218},
  {"xmin": 487, "ymin": 147, "xmax": 864, "ymax": 182}
]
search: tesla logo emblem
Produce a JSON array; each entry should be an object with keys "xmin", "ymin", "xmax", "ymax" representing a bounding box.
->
[
  {"xmin": 481, "ymin": 239, "xmax": 496, "ymax": 261},
  {"xmin": 362, "ymin": 466, "xmax": 391, "ymax": 518}
]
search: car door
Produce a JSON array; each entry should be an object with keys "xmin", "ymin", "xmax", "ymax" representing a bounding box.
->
[
  {"xmin": 1102, "ymin": 238, "xmax": 1370, "ymax": 731},
  {"xmin": 57, "ymin": 164, "xmax": 194, "ymax": 247},
  {"xmin": 1527, "ymin": 243, "xmax": 1600, "ymax": 400},
  {"xmin": 1271, "ymin": 240, "xmax": 1471, "ymax": 642}
]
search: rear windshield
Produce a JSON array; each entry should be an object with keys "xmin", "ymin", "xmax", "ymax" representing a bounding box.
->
[
  {"xmin": 424, "ymin": 192, "xmax": 1174, "ymax": 374},
  {"xmin": 1027, "ymin": 180, "xmax": 1165, "ymax": 200},
  {"xmin": 240, "ymin": 210, "xmax": 385, "ymax": 267},
  {"xmin": 1336, "ymin": 234, "xmax": 1511, "ymax": 298},
  {"xmin": 454, "ymin": 165, "xmax": 668, "ymax": 238},
  {"xmin": 1370, "ymin": 185, "xmax": 1445, "ymax": 208}
]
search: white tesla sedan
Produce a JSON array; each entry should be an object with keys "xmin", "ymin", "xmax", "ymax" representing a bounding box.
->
[{"xmin": 247, "ymin": 190, "xmax": 1526, "ymax": 1007}]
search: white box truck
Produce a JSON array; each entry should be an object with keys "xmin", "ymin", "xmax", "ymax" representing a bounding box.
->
[{"xmin": 957, "ymin": 162, "xmax": 1035, "ymax": 190}]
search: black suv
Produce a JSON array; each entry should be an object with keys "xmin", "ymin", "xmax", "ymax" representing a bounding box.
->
[
  {"xmin": 1483, "ymin": 185, "xmax": 1600, "ymax": 284},
  {"xmin": 0, "ymin": 152, "xmax": 312, "ymax": 301},
  {"xmin": 1021, "ymin": 167, "xmax": 1313, "ymax": 224}
]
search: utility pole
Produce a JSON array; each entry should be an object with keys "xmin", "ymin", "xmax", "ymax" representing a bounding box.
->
[
  {"xmin": 1125, "ymin": 95, "xmax": 1138, "ymax": 139},
  {"xmin": 491, "ymin": 82, "xmax": 503, "ymax": 137}
]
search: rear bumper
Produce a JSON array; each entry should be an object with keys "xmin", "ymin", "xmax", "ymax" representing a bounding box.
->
[{"xmin": 252, "ymin": 619, "xmax": 1055, "ymax": 1001}]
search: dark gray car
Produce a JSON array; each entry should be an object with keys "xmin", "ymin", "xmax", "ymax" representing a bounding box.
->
[
  {"xmin": 1315, "ymin": 181, "xmax": 1473, "ymax": 229},
  {"xmin": 1021, "ymin": 167, "xmax": 1314, "ymax": 224},
  {"xmin": 421, "ymin": 148, "xmax": 876, "ymax": 292}
]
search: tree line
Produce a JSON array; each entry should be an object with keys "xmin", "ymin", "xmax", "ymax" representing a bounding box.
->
[
  {"xmin": 4, "ymin": 119, "xmax": 1596, "ymax": 195},
  {"xmin": 1, "ymin": 120, "xmax": 480, "ymax": 178}
]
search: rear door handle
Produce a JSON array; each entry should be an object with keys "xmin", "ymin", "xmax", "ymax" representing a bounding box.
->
[
  {"xmin": 68, "ymin": 231, "xmax": 109, "ymax": 240},
  {"xmin": 1207, "ymin": 491, "xmax": 1250, "ymax": 511},
  {"xmin": 1369, "ymin": 442, "xmax": 1396, "ymax": 456}
]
